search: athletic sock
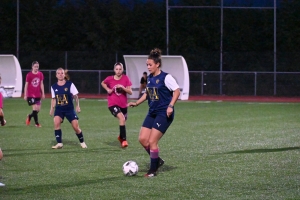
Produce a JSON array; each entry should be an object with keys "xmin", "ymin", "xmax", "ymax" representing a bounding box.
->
[
  {"xmin": 28, "ymin": 112, "xmax": 33, "ymax": 120},
  {"xmin": 55, "ymin": 129, "xmax": 62, "ymax": 143},
  {"xmin": 120, "ymin": 125, "xmax": 126, "ymax": 140},
  {"xmin": 76, "ymin": 132, "xmax": 84, "ymax": 143},
  {"xmin": 32, "ymin": 110, "xmax": 39, "ymax": 124},
  {"xmin": 145, "ymin": 146, "xmax": 162, "ymax": 160},
  {"xmin": 0, "ymin": 116, "xmax": 4, "ymax": 124},
  {"xmin": 150, "ymin": 149, "xmax": 159, "ymax": 172}
]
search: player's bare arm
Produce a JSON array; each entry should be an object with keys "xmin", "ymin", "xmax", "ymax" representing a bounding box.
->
[
  {"xmin": 101, "ymin": 81, "xmax": 112, "ymax": 94},
  {"xmin": 41, "ymin": 81, "xmax": 45, "ymax": 99},
  {"xmin": 73, "ymin": 95, "xmax": 81, "ymax": 113},
  {"xmin": 23, "ymin": 82, "xmax": 28, "ymax": 100},
  {"xmin": 167, "ymin": 88, "xmax": 181, "ymax": 117},
  {"xmin": 128, "ymin": 92, "xmax": 147, "ymax": 107},
  {"xmin": 49, "ymin": 98, "xmax": 56, "ymax": 116}
]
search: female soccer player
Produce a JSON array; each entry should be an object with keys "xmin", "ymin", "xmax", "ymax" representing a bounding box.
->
[
  {"xmin": 50, "ymin": 68, "xmax": 87, "ymax": 149},
  {"xmin": 24, "ymin": 61, "xmax": 45, "ymax": 127},
  {"xmin": 0, "ymin": 74, "xmax": 6, "ymax": 126},
  {"xmin": 128, "ymin": 48, "xmax": 180, "ymax": 177},
  {"xmin": 101, "ymin": 62, "xmax": 132, "ymax": 148}
]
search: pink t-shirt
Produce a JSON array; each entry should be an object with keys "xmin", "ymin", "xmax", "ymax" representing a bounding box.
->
[
  {"xmin": 103, "ymin": 75, "xmax": 132, "ymax": 108},
  {"xmin": 25, "ymin": 71, "xmax": 44, "ymax": 98}
]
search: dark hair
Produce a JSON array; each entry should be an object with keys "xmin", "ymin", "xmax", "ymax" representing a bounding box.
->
[
  {"xmin": 148, "ymin": 48, "xmax": 162, "ymax": 68},
  {"xmin": 31, "ymin": 61, "xmax": 39, "ymax": 66},
  {"xmin": 143, "ymin": 72, "xmax": 147, "ymax": 75}
]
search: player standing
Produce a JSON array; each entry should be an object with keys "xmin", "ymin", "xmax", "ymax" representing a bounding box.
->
[
  {"xmin": 0, "ymin": 74, "xmax": 6, "ymax": 126},
  {"xmin": 128, "ymin": 48, "xmax": 180, "ymax": 177},
  {"xmin": 50, "ymin": 68, "xmax": 87, "ymax": 149},
  {"xmin": 23, "ymin": 61, "xmax": 45, "ymax": 127},
  {"xmin": 101, "ymin": 62, "xmax": 132, "ymax": 148}
]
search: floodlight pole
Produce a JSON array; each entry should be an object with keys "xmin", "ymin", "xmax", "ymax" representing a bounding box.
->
[
  {"xmin": 274, "ymin": 0, "xmax": 277, "ymax": 96},
  {"xmin": 166, "ymin": 0, "xmax": 169, "ymax": 55},
  {"xmin": 220, "ymin": 0, "xmax": 224, "ymax": 95},
  {"xmin": 17, "ymin": 0, "xmax": 19, "ymax": 60}
]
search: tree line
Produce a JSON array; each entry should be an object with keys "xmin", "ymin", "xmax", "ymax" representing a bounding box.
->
[{"xmin": 0, "ymin": 0, "xmax": 299, "ymax": 71}]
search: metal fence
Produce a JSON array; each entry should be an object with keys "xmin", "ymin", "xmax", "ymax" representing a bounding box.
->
[{"xmin": 22, "ymin": 70, "xmax": 300, "ymax": 97}]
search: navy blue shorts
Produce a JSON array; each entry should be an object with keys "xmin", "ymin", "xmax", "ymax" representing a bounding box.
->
[
  {"xmin": 54, "ymin": 109, "xmax": 79, "ymax": 123},
  {"xmin": 142, "ymin": 113, "xmax": 174, "ymax": 134}
]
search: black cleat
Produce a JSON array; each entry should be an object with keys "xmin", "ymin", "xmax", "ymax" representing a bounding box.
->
[{"xmin": 157, "ymin": 157, "xmax": 165, "ymax": 170}]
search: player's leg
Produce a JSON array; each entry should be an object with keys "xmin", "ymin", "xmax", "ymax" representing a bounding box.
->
[
  {"xmin": 117, "ymin": 107, "xmax": 128, "ymax": 147},
  {"xmin": 0, "ymin": 108, "xmax": 5, "ymax": 126},
  {"xmin": 32, "ymin": 100, "xmax": 41, "ymax": 127},
  {"xmin": 52, "ymin": 115, "xmax": 63, "ymax": 149},
  {"xmin": 108, "ymin": 106, "xmax": 127, "ymax": 147},
  {"xmin": 0, "ymin": 93, "xmax": 6, "ymax": 126},
  {"xmin": 144, "ymin": 114, "xmax": 173, "ymax": 177},
  {"xmin": 68, "ymin": 111, "xmax": 87, "ymax": 148}
]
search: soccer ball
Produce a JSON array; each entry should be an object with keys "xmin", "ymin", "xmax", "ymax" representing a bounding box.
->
[{"xmin": 122, "ymin": 161, "xmax": 138, "ymax": 176}]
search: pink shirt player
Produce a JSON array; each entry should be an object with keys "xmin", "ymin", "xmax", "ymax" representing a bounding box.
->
[
  {"xmin": 23, "ymin": 61, "xmax": 45, "ymax": 127},
  {"xmin": 101, "ymin": 62, "xmax": 133, "ymax": 148},
  {"xmin": 25, "ymin": 71, "xmax": 44, "ymax": 98},
  {"xmin": 103, "ymin": 75, "xmax": 132, "ymax": 108}
]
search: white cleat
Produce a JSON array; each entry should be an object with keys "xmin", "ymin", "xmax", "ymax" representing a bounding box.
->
[
  {"xmin": 52, "ymin": 143, "xmax": 63, "ymax": 149},
  {"xmin": 0, "ymin": 182, "xmax": 5, "ymax": 187},
  {"xmin": 80, "ymin": 142, "xmax": 87, "ymax": 149}
]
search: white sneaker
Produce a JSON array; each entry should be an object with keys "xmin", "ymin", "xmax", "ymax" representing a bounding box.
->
[
  {"xmin": 80, "ymin": 142, "xmax": 87, "ymax": 149},
  {"xmin": 52, "ymin": 143, "xmax": 63, "ymax": 149},
  {"xmin": 0, "ymin": 182, "xmax": 5, "ymax": 187}
]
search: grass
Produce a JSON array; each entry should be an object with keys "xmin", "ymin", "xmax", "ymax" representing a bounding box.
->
[{"xmin": 0, "ymin": 98, "xmax": 300, "ymax": 199}]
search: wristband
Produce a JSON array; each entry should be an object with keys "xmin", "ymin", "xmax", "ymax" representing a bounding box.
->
[{"xmin": 168, "ymin": 104, "xmax": 174, "ymax": 108}]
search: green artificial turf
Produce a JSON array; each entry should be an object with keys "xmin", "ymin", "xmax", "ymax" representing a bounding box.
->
[{"xmin": 0, "ymin": 98, "xmax": 299, "ymax": 199}]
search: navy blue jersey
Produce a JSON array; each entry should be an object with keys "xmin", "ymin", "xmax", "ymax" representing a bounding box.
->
[
  {"xmin": 146, "ymin": 71, "xmax": 173, "ymax": 114},
  {"xmin": 51, "ymin": 81, "xmax": 78, "ymax": 111}
]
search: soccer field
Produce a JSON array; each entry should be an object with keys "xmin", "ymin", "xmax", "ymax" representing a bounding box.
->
[{"xmin": 0, "ymin": 98, "xmax": 300, "ymax": 199}]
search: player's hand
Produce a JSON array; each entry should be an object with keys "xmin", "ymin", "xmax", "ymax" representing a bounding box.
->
[
  {"xmin": 166, "ymin": 107, "xmax": 173, "ymax": 118},
  {"xmin": 49, "ymin": 108, "xmax": 54, "ymax": 117},
  {"xmin": 107, "ymin": 89, "xmax": 113, "ymax": 94},
  {"xmin": 24, "ymin": 95, "xmax": 27, "ymax": 100},
  {"xmin": 76, "ymin": 106, "xmax": 81, "ymax": 113},
  {"xmin": 42, "ymin": 93, "xmax": 45, "ymax": 99},
  {"xmin": 127, "ymin": 102, "xmax": 137, "ymax": 108}
]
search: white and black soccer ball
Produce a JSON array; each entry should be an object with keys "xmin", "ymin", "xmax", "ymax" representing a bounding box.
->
[{"xmin": 122, "ymin": 161, "xmax": 138, "ymax": 176}]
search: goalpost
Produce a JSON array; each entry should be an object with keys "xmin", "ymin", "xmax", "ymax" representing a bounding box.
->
[
  {"xmin": 123, "ymin": 55, "xmax": 190, "ymax": 100},
  {"xmin": 0, "ymin": 55, "xmax": 23, "ymax": 98}
]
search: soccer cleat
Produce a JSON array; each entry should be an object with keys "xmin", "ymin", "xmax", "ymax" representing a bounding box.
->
[
  {"xmin": 0, "ymin": 182, "xmax": 5, "ymax": 187},
  {"xmin": 1, "ymin": 120, "xmax": 6, "ymax": 126},
  {"xmin": 117, "ymin": 136, "xmax": 123, "ymax": 145},
  {"xmin": 52, "ymin": 143, "xmax": 63, "ymax": 149},
  {"xmin": 121, "ymin": 140, "xmax": 128, "ymax": 148},
  {"xmin": 26, "ymin": 115, "xmax": 30, "ymax": 125},
  {"xmin": 157, "ymin": 157, "xmax": 165, "ymax": 170},
  {"xmin": 80, "ymin": 142, "xmax": 87, "ymax": 149},
  {"xmin": 144, "ymin": 170, "xmax": 157, "ymax": 178},
  {"xmin": 35, "ymin": 124, "xmax": 42, "ymax": 128}
]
